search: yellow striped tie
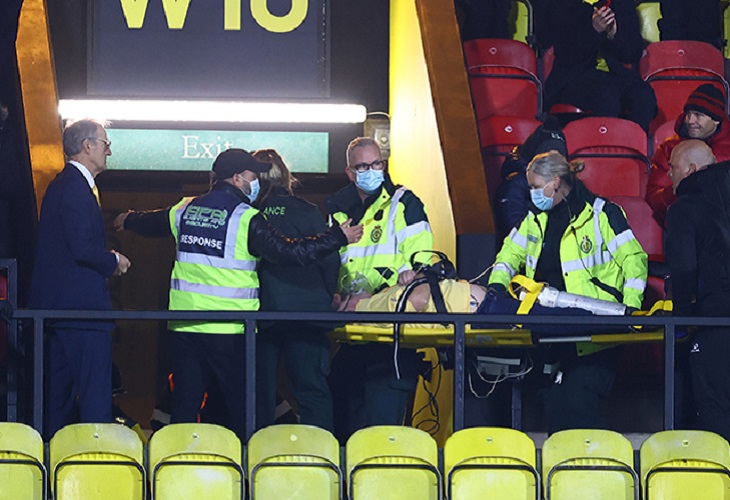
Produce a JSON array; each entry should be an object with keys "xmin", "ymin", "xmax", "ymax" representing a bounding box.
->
[{"xmin": 92, "ymin": 184, "xmax": 101, "ymax": 206}]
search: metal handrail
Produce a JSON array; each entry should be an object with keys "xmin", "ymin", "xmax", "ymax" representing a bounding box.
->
[{"xmin": 8, "ymin": 307, "xmax": 730, "ymax": 439}]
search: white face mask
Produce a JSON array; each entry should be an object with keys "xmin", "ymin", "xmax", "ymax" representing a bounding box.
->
[{"xmin": 241, "ymin": 177, "xmax": 260, "ymax": 203}]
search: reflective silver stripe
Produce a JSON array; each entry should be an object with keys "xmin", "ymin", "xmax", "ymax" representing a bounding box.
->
[
  {"xmin": 562, "ymin": 251, "xmax": 613, "ymax": 273},
  {"xmin": 592, "ymin": 198, "xmax": 606, "ymax": 253},
  {"xmin": 343, "ymin": 244, "xmax": 399, "ymax": 259},
  {"xmin": 395, "ymin": 220, "xmax": 432, "ymax": 242},
  {"xmin": 225, "ymin": 204, "xmax": 250, "ymax": 260},
  {"xmin": 624, "ymin": 277, "xmax": 647, "ymax": 291},
  {"xmin": 176, "ymin": 252, "xmax": 257, "ymax": 271},
  {"xmin": 493, "ymin": 262, "xmax": 516, "ymax": 278},
  {"xmin": 171, "ymin": 279, "xmax": 259, "ymax": 299},
  {"xmin": 510, "ymin": 229, "xmax": 528, "ymax": 249},
  {"xmin": 340, "ymin": 252, "xmax": 349, "ymax": 265},
  {"xmin": 526, "ymin": 254, "xmax": 538, "ymax": 269},
  {"xmin": 607, "ymin": 229, "xmax": 636, "ymax": 254},
  {"xmin": 397, "ymin": 263, "xmax": 410, "ymax": 274},
  {"xmin": 173, "ymin": 198, "xmax": 195, "ymax": 237}
]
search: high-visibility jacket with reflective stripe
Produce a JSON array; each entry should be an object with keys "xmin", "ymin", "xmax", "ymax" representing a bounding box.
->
[
  {"xmin": 332, "ymin": 186, "xmax": 433, "ymax": 293},
  {"xmin": 489, "ymin": 196, "xmax": 648, "ymax": 353},
  {"xmin": 168, "ymin": 189, "xmax": 260, "ymax": 334}
]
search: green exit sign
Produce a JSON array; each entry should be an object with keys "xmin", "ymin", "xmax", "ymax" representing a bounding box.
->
[{"xmin": 106, "ymin": 129, "xmax": 329, "ymax": 173}]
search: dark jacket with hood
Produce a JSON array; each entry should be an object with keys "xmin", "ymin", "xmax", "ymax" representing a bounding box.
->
[
  {"xmin": 665, "ymin": 160, "xmax": 730, "ymax": 318},
  {"xmin": 647, "ymin": 114, "xmax": 730, "ymax": 227}
]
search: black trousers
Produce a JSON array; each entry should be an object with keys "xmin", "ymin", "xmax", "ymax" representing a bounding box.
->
[
  {"xmin": 543, "ymin": 346, "xmax": 619, "ymax": 434},
  {"xmin": 45, "ymin": 326, "xmax": 112, "ymax": 439},
  {"xmin": 555, "ymin": 70, "xmax": 658, "ymax": 133},
  {"xmin": 329, "ymin": 343, "xmax": 421, "ymax": 443},
  {"xmin": 170, "ymin": 330, "xmax": 246, "ymax": 440},
  {"xmin": 255, "ymin": 323, "xmax": 333, "ymax": 432},
  {"xmin": 689, "ymin": 328, "xmax": 730, "ymax": 442}
]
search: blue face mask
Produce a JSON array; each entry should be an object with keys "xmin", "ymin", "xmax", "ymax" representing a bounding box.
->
[
  {"xmin": 245, "ymin": 178, "xmax": 260, "ymax": 203},
  {"xmin": 356, "ymin": 169, "xmax": 384, "ymax": 195},
  {"xmin": 530, "ymin": 187, "xmax": 554, "ymax": 211}
]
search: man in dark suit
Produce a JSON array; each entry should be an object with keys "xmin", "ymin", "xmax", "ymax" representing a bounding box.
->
[{"xmin": 30, "ymin": 119, "xmax": 131, "ymax": 439}]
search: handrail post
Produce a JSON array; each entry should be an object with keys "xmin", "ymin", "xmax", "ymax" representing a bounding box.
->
[
  {"xmin": 33, "ymin": 317, "xmax": 43, "ymax": 432},
  {"xmin": 664, "ymin": 322, "xmax": 675, "ymax": 430},
  {"xmin": 453, "ymin": 319, "xmax": 466, "ymax": 432},
  {"xmin": 245, "ymin": 318, "xmax": 257, "ymax": 441}
]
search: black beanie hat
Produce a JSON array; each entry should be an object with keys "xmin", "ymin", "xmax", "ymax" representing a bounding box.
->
[
  {"xmin": 212, "ymin": 148, "xmax": 272, "ymax": 179},
  {"xmin": 684, "ymin": 84, "xmax": 726, "ymax": 123},
  {"xmin": 518, "ymin": 115, "xmax": 568, "ymax": 162}
]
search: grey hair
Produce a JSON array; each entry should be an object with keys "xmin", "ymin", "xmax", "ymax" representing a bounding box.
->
[
  {"xmin": 62, "ymin": 119, "xmax": 109, "ymax": 156},
  {"xmin": 527, "ymin": 150, "xmax": 584, "ymax": 188},
  {"xmin": 346, "ymin": 137, "xmax": 381, "ymax": 165}
]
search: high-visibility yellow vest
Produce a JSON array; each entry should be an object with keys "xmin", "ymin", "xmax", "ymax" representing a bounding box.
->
[
  {"xmin": 489, "ymin": 197, "xmax": 648, "ymax": 354},
  {"xmin": 332, "ymin": 186, "xmax": 433, "ymax": 293},
  {"xmin": 167, "ymin": 194, "xmax": 260, "ymax": 334}
]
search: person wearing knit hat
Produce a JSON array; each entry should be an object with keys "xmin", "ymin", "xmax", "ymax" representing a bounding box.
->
[
  {"xmin": 647, "ymin": 84, "xmax": 730, "ymax": 227},
  {"xmin": 683, "ymin": 84, "xmax": 725, "ymax": 139},
  {"xmin": 494, "ymin": 116, "xmax": 568, "ymax": 243}
]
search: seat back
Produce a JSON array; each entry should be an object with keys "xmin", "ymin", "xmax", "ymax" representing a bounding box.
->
[
  {"xmin": 610, "ymin": 196, "xmax": 664, "ymax": 262},
  {"xmin": 50, "ymin": 423, "xmax": 145, "ymax": 500},
  {"xmin": 564, "ymin": 118, "xmax": 650, "ymax": 198},
  {"xmin": 639, "ymin": 41, "xmax": 728, "ymax": 134},
  {"xmin": 542, "ymin": 429, "xmax": 638, "ymax": 500},
  {"xmin": 444, "ymin": 427, "xmax": 539, "ymax": 500},
  {"xmin": 650, "ymin": 120, "xmax": 676, "ymax": 157},
  {"xmin": 248, "ymin": 424, "xmax": 341, "ymax": 500},
  {"xmin": 463, "ymin": 39, "xmax": 541, "ymax": 119},
  {"xmin": 640, "ymin": 430, "xmax": 730, "ymax": 500},
  {"xmin": 0, "ymin": 422, "xmax": 46, "ymax": 500},
  {"xmin": 478, "ymin": 115, "xmax": 541, "ymax": 202},
  {"xmin": 149, "ymin": 423, "xmax": 243, "ymax": 500},
  {"xmin": 346, "ymin": 426, "xmax": 439, "ymax": 500}
]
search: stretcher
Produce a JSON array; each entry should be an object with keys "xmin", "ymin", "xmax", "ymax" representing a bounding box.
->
[{"xmin": 330, "ymin": 323, "xmax": 666, "ymax": 348}]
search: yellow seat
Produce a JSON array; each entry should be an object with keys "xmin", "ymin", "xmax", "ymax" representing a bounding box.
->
[
  {"xmin": 148, "ymin": 423, "xmax": 244, "ymax": 500},
  {"xmin": 248, "ymin": 424, "xmax": 342, "ymax": 500},
  {"xmin": 0, "ymin": 422, "xmax": 46, "ymax": 500},
  {"xmin": 640, "ymin": 430, "xmax": 730, "ymax": 499},
  {"xmin": 50, "ymin": 423, "xmax": 145, "ymax": 500},
  {"xmin": 542, "ymin": 429, "xmax": 638, "ymax": 500},
  {"xmin": 346, "ymin": 425, "xmax": 440, "ymax": 500},
  {"xmin": 444, "ymin": 427, "xmax": 539, "ymax": 500}
]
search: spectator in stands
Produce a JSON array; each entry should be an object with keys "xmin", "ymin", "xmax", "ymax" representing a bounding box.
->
[
  {"xmin": 647, "ymin": 84, "xmax": 730, "ymax": 227},
  {"xmin": 665, "ymin": 139, "xmax": 730, "ymax": 441},
  {"xmin": 326, "ymin": 137, "xmax": 433, "ymax": 442},
  {"xmin": 30, "ymin": 119, "xmax": 132, "ymax": 439},
  {"xmin": 115, "ymin": 148, "xmax": 361, "ymax": 440},
  {"xmin": 543, "ymin": 0, "xmax": 657, "ymax": 132},
  {"xmin": 455, "ymin": 0, "xmax": 512, "ymax": 41},
  {"xmin": 495, "ymin": 115, "xmax": 568, "ymax": 243},
  {"xmin": 659, "ymin": 0, "xmax": 722, "ymax": 49},
  {"xmin": 252, "ymin": 149, "xmax": 340, "ymax": 433},
  {"xmin": 489, "ymin": 151, "xmax": 648, "ymax": 433}
]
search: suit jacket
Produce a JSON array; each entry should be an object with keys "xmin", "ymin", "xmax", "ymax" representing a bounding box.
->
[{"xmin": 30, "ymin": 164, "xmax": 117, "ymax": 330}]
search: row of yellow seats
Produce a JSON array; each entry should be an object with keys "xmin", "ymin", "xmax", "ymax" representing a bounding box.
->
[{"xmin": 2, "ymin": 422, "xmax": 730, "ymax": 499}]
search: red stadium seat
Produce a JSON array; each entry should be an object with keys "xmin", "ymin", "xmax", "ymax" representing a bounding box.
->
[
  {"xmin": 564, "ymin": 117, "xmax": 650, "ymax": 198},
  {"xmin": 610, "ymin": 196, "xmax": 664, "ymax": 262},
  {"xmin": 651, "ymin": 120, "xmax": 676, "ymax": 158},
  {"xmin": 463, "ymin": 39, "xmax": 542, "ymax": 119},
  {"xmin": 639, "ymin": 41, "xmax": 729, "ymax": 135},
  {"xmin": 478, "ymin": 115, "xmax": 541, "ymax": 203}
]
